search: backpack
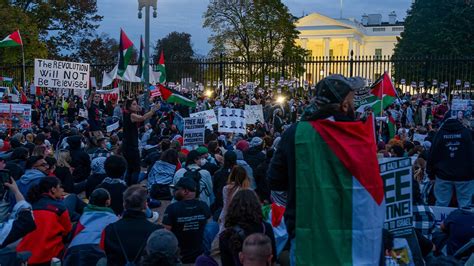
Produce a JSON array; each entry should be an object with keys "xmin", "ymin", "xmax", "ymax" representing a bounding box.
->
[
  {"xmin": 183, "ymin": 167, "xmax": 210, "ymax": 199},
  {"xmin": 113, "ymin": 224, "xmax": 146, "ymax": 266}
]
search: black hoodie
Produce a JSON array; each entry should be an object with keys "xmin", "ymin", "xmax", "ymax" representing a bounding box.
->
[
  {"xmin": 427, "ymin": 118, "xmax": 474, "ymax": 181},
  {"xmin": 67, "ymin": 135, "xmax": 91, "ymax": 182}
]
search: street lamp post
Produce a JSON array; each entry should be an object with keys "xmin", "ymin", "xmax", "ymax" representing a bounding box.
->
[{"xmin": 138, "ymin": 0, "xmax": 157, "ymax": 109}]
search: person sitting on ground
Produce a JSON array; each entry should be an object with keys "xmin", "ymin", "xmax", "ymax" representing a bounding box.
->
[
  {"xmin": 148, "ymin": 148, "xmax": 179, "ymax": 200},
  {"xmin": 219, "ymin": 190, "xmax": 277, "ymax": 266},
  {"xmin": 239, "ymin": 233, "xmax": 274, "ymax": 266},
  {"xmin": 17, "ymin": 176, "xmax": 72, "ymax": 265},
  {"xmin": 212, "ymin": 150, "xmax": 238, "ymax": 214},
  {"xmin": 67, "ymin": 135, "xmax": 91, "ymax": 183},
  {"xmin": 15, "ymin": 156, "xmax": 48, "ymax": 198},
  {"xmin": 140, "ymin": 229, "xmax": 181, "ymax": 266},
  {"xmin": 63, "ymin": 188, "xmax": 118, "ymax": 265},
  {"xmin": 163, "ymin": 177, "xmax": 211, "ymax": 264},
  {"xmin": 0, "ymin": 177, "xmax": 36, "ymax": 249},
  {"xmin": 100, "ymin": 185, "xmax": 163, "ymax": 265},
  {"xmin": 173, "ymin": 150, "xmax": 213, "ymax": 207},
  {"xmin": 97, "ymin": 155, "xmax": 128, "ymax": 215},
  {"xmin": 440, "ymin": 204, "xmax": 474, "ymax": 256},
  {"xmin": 219, "ymin": 165, "xmax": 251, "ymax": 233},
  {"xmin": 86, "ymin": 157, "xmax": 108, "ymax": 198}
]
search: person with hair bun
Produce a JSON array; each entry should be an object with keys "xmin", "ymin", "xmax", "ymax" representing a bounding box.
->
[{"xmin": 16, "ymin": 176, "xmax": 72, "ymax": 265}]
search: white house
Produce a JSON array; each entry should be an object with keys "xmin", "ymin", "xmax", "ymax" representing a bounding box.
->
[{"xmin": 295, "ymin": 12, "xmax": 404, "ymax": 58}]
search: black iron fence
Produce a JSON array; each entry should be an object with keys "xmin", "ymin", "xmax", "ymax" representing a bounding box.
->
[{"xmin": 1, "ymin": 54, "xmax": 473, "ymax": 95}]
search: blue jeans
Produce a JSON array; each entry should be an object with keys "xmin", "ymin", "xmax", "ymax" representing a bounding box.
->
[
  {"xmin": 202, "ymin": 221, "xmax": 219, "ymax": 255},
  {"xmin": 435, "ymin": 177, "xmax": 474, "ymax": 208}
]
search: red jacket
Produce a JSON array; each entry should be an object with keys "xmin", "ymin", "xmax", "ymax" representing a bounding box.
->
[{"xmin": 17, "ymin": 195, "xmax": 72, "ymax": 264}]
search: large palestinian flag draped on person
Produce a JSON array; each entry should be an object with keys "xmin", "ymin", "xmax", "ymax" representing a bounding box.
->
[
  {"xmin": 158, "ymin": 84, "xmax": 196, "ymax": 108},
  {"xmin": 295, "ymin": 117, "xmax": 385, "ymax": 265},
  {"xmin": 0, "ymin": 30, "xmax": 23, "ymax": 47},
  {"xmin": 356, "ymin": 72, "xmax": 397, "ymax": 114},
  {"xmin": 117, "ymin": 29, "xmax": 134, "ymax": 77}
]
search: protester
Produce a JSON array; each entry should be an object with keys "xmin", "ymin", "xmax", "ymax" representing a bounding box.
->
[
  {"xmin": 268, "ymin": 75, "xmax": 384, "ymax": 265},
  {"xmin": 163, "ymin": 177, "xmax": 211, "ymax": 263},
  {"xmin": 100, "ymin": 185, "xmax": 163, "ymax": 265},
  {"xmin": 218, "ymin": 165, "xmax": 251, "ymax": 233},
  {"xmin": 427, "ymin": 115, "xmax": 474, "ymax": 207},
  {"xmin": 219, "ymin": 190, "xmax": 277, "ymax": 266},
  {"xmin": 17, "ymin": 176, "xmax": 72, "ymax": 265},
  {"xmin": 148, "ymin": 148, "xmax": 179, "ymax": 200},
  {"xmin": 121, "ymin": 99, "xmax": 159, "ymax": 185},
  {"xmin": 140, "ymin": 229, "xmax": 181, "ymax": 266},
  {"xmin": 97, "ymin": 155, "xmax": 128, "ymax": 215},
  {"xmin": 239, "ymin": 233, "xmax": 274, "ymax": 266},
  {"xmin": 173, "ymin": 150, "xmax": 213, "ymax": 206},
  {"xmin": 15, "ymin": 156, "xmax": 48, "ymax": 198},
  {"xmin": 63, "ymin": 188, "xmax": 118, "ymax": 265},
  {"xmin": 212, "ymin": 150, "xmax": 237, "ymax": 213}
]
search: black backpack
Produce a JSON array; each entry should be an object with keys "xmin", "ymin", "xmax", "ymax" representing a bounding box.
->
[{"xmin": 183, "ymin": 167, "xmax": 209, "ymax": 199}]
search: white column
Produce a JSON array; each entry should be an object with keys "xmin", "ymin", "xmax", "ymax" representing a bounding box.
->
[
  {"xmin": 348, "ymin": 37, "xmax": 354, "ymax": 56},
  {"xmin": 323, "ymin": 38, "xmax": 330, "ymax": 57},
  {"xmin": 355, "ymin": 42, "xmax": 361, "ymax": 56},
  {"xmin": 300, "ymin": 38, "xmax": 308, "ymax": 49}
]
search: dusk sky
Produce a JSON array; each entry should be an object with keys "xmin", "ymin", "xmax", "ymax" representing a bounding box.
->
[{"xmin": 97, "ymin": 0, "xmax": 413, "ymax": 56}]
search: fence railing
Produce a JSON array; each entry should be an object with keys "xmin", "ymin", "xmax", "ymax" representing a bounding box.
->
[{"xmin": 1, "ymin": 54, "xmax": 473, "ymax": 95}]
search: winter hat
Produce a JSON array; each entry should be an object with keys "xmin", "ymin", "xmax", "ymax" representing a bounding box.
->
[
  {"xmin": 377, "ymin": 141, "xmax": 386, "ymax": 151},
  {"xmin": 196, "ymin": 146, "xmax": 209, "ymax": 155},
  {"xmin": 146, "ymin": 229, "xmax": 179, "ymax": 257},
  {"xmin": 249, "ymin": 137, "xmax": 263, "ymax": 148},
  {"xmin": 235, "ymin": 140, "xmax": 249, "ymax": 152},
  {"xmin": 314, "ymin": 74, "xmax": 365, "ymax": 105}
]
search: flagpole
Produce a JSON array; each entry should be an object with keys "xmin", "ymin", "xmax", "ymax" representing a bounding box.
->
[
  {"xmin": 378, "ymin": 72, "xmax": 385, "ymax": 141},
  {"xmin": 21, "ymin": 40, "xmax": 26, "ymax": 90}
]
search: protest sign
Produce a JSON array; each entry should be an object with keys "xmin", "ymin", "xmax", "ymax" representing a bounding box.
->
[
  {"xmin": 218, "ymin": 108, "xmax": 246, "ymax": 134},
  {"xmin": 245, "ymin": 105, "xmax": 264, "ymax": 124},
  {"xmin": 78, "ymin": 109, "xmax": 88, "ymax": 119},
  {"xmin": 450, "ymin": 99, "xmax": 472, "ymax": 119},
  {"xmin": 412, "ymin": 133, "xmax": 427, "ymax": 143},
  {"xmin": 183, "ymin": 117, "xmax": 205, "ymax": 146},
  {"xmin": 431, "ymin": 206, "xmax": 456, "ymax": 227},
  {"xmin": 0, "ymin": 103, "xmax": 32, "ymax": 129},
  {"xmin": 379, "ymin": 157, "xmax": 413, "ymax": 237},
  {"xmin": 106, "ymin": 121, "xmax": 120, "ymax": 133},
  {"xmin": 190, "ymin": 110, "xmax": 218, "ymax": 129},
  {"xmin": 173, "ymin": 113, "xmax": 184, "ymax": 133},
  {"xmin": 34, "ymin": 59, "xmax": 90, "ymax": 90}
]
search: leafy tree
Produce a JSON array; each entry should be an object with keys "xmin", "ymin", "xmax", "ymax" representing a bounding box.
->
[
  {"xmin": 203, "ymin": 0, "xmax": 308, "ymax": 83},
  {"xmin": 153, "ymin": 31, "xmax": 195, "ymax": 82},
  {"xmin": 69, "ymin": 33, "xmax": 119, "ymax": 65},
  {"xmin": 393, "ymin": 0, "xmax": 474, "ymax": 84},
  {"xmin": 8, "ymin": 0, "xmax": 102, "ymax": 57}
]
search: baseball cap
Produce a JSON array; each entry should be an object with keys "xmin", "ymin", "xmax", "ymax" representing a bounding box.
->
[
  {"xmin": 146, "ymin": 229, "xmax": 179, "ymax": 257},
  {"xmin": 315, "ymin": 74, "xmax": 365, "ymax": 105},
  {"xmin": 170, "ymin": 177, "xmax": 197, "ymax": 192}
]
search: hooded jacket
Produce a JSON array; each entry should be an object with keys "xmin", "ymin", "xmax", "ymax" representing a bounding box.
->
[
  {"xmin": 244, "ymin": 146, "xmax": 266, "ymax": 174},
  {"xmin": 17, "ymin": 169, "xmax": 46, "ymax": 197},
  {"xmin": 427, "ymin": 118, "xmax": 474, "ymax": 181},
  {"xmin": 68, "ymin": 135, "xmax": 91, "ymax": 182},
  {"xmin": 148, "ymin": 160, "xmax": 176, "ymax": 188},
  {"xmin": 69, "ymin": 205, "xmax": 118, "ymax": 248}
]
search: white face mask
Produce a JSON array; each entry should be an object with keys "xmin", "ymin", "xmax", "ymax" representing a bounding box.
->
[{"xmin": 200, "ymin": 158, "xmax": 207, "ymax": 166}]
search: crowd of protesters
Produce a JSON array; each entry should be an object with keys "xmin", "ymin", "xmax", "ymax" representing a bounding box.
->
[{"xmin": 0, "ymin": 75, "xmax": 472, "ymax": 266}]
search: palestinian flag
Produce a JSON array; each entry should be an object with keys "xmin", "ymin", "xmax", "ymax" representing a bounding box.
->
[
  {"xmin": 117, "ymin": 29, "xmax": 134, "ymax": 77},
  {"xmin": 0, "ymin": 30, "xmax": 23, "ymax": 47},
  {"xmin": 295, "ymin": 117, "xmax": 385, "ymax": 265},
  {"xmin": 158, "ymin": 84, "xmax": 196, "ymax": 108},
  {"xmin": 156, "ymin": 50, "xmax": 166, "ymax": 83},
  {"xmin": 356, "ymin": 72, "xmax": 397, "ymax": 113},
  {"xmin": 0, "ymin": 77, "xmax": 13, "ymax": 83},
  {"xmin": 135, "ymin": 35, "xmax": 144, "ymax": 79},
  {"xmin": 387, "ymin": 113, "xmax": 396, "ymax": 139}
]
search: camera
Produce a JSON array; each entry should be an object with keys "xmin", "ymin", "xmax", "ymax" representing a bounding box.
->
[{"xmin": 0, "ymin": 169, "xmax": 11, "ymax": 198}]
